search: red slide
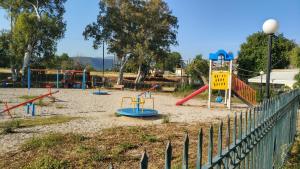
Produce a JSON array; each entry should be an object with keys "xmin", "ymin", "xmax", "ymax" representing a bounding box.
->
[{"xmin": 176, "ymin": 85, "xmax": 209, "ymax": 106}]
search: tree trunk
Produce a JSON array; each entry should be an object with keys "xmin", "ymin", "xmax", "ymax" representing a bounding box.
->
[
  {"xmin": 135, "ymin": 63, "xmax": 148, "ymax": 84},
  {"xmin": 200, "ymin": 75, "xmax": 208, "ymax": 85},
  {"xmin": 117, "ymin": 56, "xmax": 128, "ymax": 85},
  {"xmin": 21, "ymin": 44, "xmax": 32, "ymax": 75}
]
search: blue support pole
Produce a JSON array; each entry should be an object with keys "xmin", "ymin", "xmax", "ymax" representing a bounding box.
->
[
  {"xmin": 31, "ymin": 103, "xmax": 35, "ymax": 116},
  {"xmin": 82, "ymin": 69, "xmax": 86, "ymax": 90},
  {"xmin": 26, "ymin": 103, "xmax": 30, "ymax": 114},
  {"xmin": 27, "ymin": 66, "xmax": 31, "ymax": 95},
  {"xmin": 136, "ymin": 95, "xmax": 140, "ymax": 113}
]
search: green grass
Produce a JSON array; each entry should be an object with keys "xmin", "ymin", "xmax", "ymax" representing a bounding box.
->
[
  {"xmin": 55, "ymin": 104, "xmax": 66, "ymax": 109},
  {"xmin": 0, "ymin": 116, "xmax": 79, "ymax": 135},
  {"xmin": 141, "ymin": 133, "xmax": 159, "ymax": 142},
  {"xmin": 34, "ymin": 99, "xmax": 48, "ymax": 107},
  {"xmin": 23, "ymin": 155, "xmax": 69, "ymax": 169},
  {"xmin": 22, "ymin": 133, "xmax": 87, "ymax": 151},
  {"xmin": 15, "ymin": 116, "xmax": 78, "ymax": 128},
  {"xmin": 0, "ymin": 120, "xmax": 20, "ymax": 134},
  {"xmin": 113, "ymin": 142, "xmax": 137, "ymax": 155},
  {"xmin": 162, "ymin": 114, "xmax": 171, "ymax": 124},
  {"xmin": 19, "ymin": 95, "xmax": 39, "ymax": 100},
  {"xmin": 22, "ymin": 133, "xmax": 65, "ymax": 150}
]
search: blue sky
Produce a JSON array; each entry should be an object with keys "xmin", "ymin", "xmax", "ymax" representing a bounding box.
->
[{"xmin": 0, "ymin": 0, "xmax": 299, "ymax": 60}]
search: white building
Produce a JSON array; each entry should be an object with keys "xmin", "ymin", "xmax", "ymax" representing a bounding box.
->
[
  {"xmin": 175, "ymin": 68, "xmax": 187, "ymax": 77},
  {"xmin": 248, "ymin": 69, "xmax": 299, "ymax": 88}
]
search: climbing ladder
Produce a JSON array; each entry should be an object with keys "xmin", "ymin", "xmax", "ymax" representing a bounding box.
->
[{"xmin": 232, "ymin": 75, "xmax": 257, "ymax": 106}]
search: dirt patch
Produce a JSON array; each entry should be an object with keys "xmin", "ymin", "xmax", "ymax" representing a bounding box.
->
[{"xmin": 0, "ymin": 121, "xmax": 233, "ymax": 169}]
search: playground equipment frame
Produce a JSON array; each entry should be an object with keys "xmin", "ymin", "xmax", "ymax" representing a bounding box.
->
[{"xmin": 208, "ymin": 50, "xmax": 234, "ymax": 109}]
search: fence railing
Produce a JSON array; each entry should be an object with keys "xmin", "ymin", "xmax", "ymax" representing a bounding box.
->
[{"xmin": 109, "ymin": 89, "xmax": 299, "ymax": 169}]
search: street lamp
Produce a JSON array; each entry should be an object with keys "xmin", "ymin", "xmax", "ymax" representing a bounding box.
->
[
  {"xmin": 262, "ymin": 19, "xmax": 279, "ymax": 99},
  {"xmin": 102, "ymin": 41, "xmax": 105, "ymax": 84},
  {"xmin": 260, "ymin": 71, "xmax": 264, "ymax": 100}
]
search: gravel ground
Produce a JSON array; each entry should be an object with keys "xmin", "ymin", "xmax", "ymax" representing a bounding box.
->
[{"xmin": 0, "ymin": 88, "xmax": 248, "ymax": 154}]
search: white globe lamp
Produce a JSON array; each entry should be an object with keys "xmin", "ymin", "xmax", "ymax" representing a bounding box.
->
[{"xmin": 262, "ymin": 19, "xmax": 279, "ymax": 34}]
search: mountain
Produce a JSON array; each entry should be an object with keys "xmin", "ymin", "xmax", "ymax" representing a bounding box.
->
[{"xmin": 72, "ymin": 56, "xmax": 116, "ymax": 70}]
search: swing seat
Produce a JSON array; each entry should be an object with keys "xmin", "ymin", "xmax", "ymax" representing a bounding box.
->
[{"xmin": 216, "ymin": 96, "xmax": 223, "ymax": 103}]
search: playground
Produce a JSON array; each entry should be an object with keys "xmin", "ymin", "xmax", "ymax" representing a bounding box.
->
[
  {"xmin": 0, "ymin": 87, "xmax": 248, "ymax": 153},
  {"xmin": 1, "ymin": 0, "xmax": 299, "ymax": 167}
]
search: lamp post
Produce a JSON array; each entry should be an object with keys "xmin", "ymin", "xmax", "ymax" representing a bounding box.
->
[
  {"xmin": 102, "ymin": 41, "xmax": 105, "ymax": 84},
  {"xmin": 262, "ymin": 19, "xmax": 279, "ymax": 99},
  {"xmin": 180, "ymin": 59, "xmax": 184, "ymax": 85},
  {"xmin": 260, "ymin": 71, "xmax": 264, "ymax": 100}
]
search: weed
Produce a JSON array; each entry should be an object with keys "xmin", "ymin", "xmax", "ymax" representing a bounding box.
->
[
  {"xmin": 114, "ymin": 112, "xmax": 121, "ymax": 117},
  {"xmin": 141, "ymin": 133, "xmax": 159, "ymax": 143},
  {"xmin": 114, "ymin": 142, "xmax": 137, "ymax": 155},
  {"xmin": 22, "ymin": 133, "xmax": 65, "ymax": 150},
  {"xmin": 128, "ymin": 126, "xmax": 140, "ymax": 133},
  {"xmin": 283, "ymin": 137, "xmax": 300, "ymax": 168},
  {"xmin": 0, "ymin": 120, "xmax": 20, "ymax": 135},
  {"xmin": 35, "ymin": 99, "xmax": 48, "ymax": 107},
  {"xmin": 0, "ymin": 116, "xmax": 79, "ymax": 128},
  {"xmin": 72, "ymin": 134, "xmax": 87, "ymax": 142},
  {"xmin": 76, "ymin": 145, "xmax": 92, "ymax": 153},
  {"xmin": 90, "ymin": 151, "xmax": 107, "ymax": 161},
  {"xmin": 172, "ymin": 163, "xmax": 181, "ymax": 169},
  {"xmin": 19, "ymin": 95, "xmax": 38, "ymax": 100},
  {"xmin": 55, "ymin": 104, "xmax": 66, "ymax": 109},
  {"xmin": 162, "ymin": 114, "xmax": 170, "ymax": 124},
  {"xmin": 24, "ymin": 155, "xmax": 69, "ymax": 169}
]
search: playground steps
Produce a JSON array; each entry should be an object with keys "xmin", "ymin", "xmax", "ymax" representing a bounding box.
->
[{"xmin": 232, "ymin": 75, "xmax": 257, "ymax": 106}]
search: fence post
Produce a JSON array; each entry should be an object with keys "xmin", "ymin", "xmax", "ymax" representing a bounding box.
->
[
  {"xmin": 208, "ymin": 126, "xmax": 213, "ymax": 166},
  {"xmin": 196, "ymin": 129, "xmax": 203, "ymax": 169},
  {"xmin": 182, "ymin": 133, "xmax": 189, "ymax": 169},
  {"xmin": 140, "ymin": 150, "xmax": 148, "ymax": 169},
  {"xmin": 217, "ymin": 121, "xmax": 223, "ymax": 169},
  {"xmin": 165, "ymin": 141, "xmax": 172, "ymax": 169}
]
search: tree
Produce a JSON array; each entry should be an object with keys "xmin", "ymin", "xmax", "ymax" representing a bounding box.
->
[
  {"xmin": 84, "ymin": 0, "xmax": 138, "ymax": 85},
  {"xmin": 83, "ymin": 0, "xmax": 178, "ymax": 85},
  {"xmin": 0, "ymin": 0, "xmax": 67, "ymax": 76},
  {"xmin": 186, "ymin": 54, "xmax": 209, "ymax": 85},
  {"xmin": 165, "ymin": 52, "xmax": 182, "ymax": 72},
  {"xmin": 237, "ymin": 32, "xmax": 296, "ymax": 80},
  {"xmin": 0, "ymin": 31, "xmax": 11, "ymax": 67},
  {"xmin": 289, "ymin": 46, "xmax": 300, "ymax": 68},
  {"xmin": 133, "ymin": 0, "xmax": 178, "ymax": 83}
]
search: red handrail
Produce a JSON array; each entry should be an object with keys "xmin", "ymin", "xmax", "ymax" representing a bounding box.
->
[
  {"xmin": 0, "ymin": 89, "xmax": 59, "ymax": 114},
  {"xmin": 232, "ymin": 75, "xmax": 256, "ymax": 105}
]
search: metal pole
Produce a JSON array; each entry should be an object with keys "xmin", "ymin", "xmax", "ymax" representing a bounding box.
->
[
  {"xmin": 82, "ymin": 69, "xmax": 86, "ymax": 90},
  {"xmin": 181, "ymin": 60, "xmax": 183, "ymax": 85},
  {"xmin": 266, "ymin": 34, "xmax": 273, "ymax": 99},
  {"xmin": 208, "ymin": 60, "xmax": 212, "ymax": 109},
  {"xmin": 260, "ymin": 74, "xmax": 263, "ymax": 99},
  {"xmin": 227, "ymin": 60, "xmax": 233, "ymax": 109},
  {"xmin": 28, "ymin": 66, "xmax": 30, "ymax": 95},
  {"xmin": 56, "ymin": 69, "xmax": 59, "ymax": 89},
  {"xmin": 102, "ymin": 41, "xmax": 105, "ymax": 83}
]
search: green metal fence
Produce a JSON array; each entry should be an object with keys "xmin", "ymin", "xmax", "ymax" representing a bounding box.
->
[{"xmin": 110, "ymin": 89, "xmax": 300, "ymax": 169}]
